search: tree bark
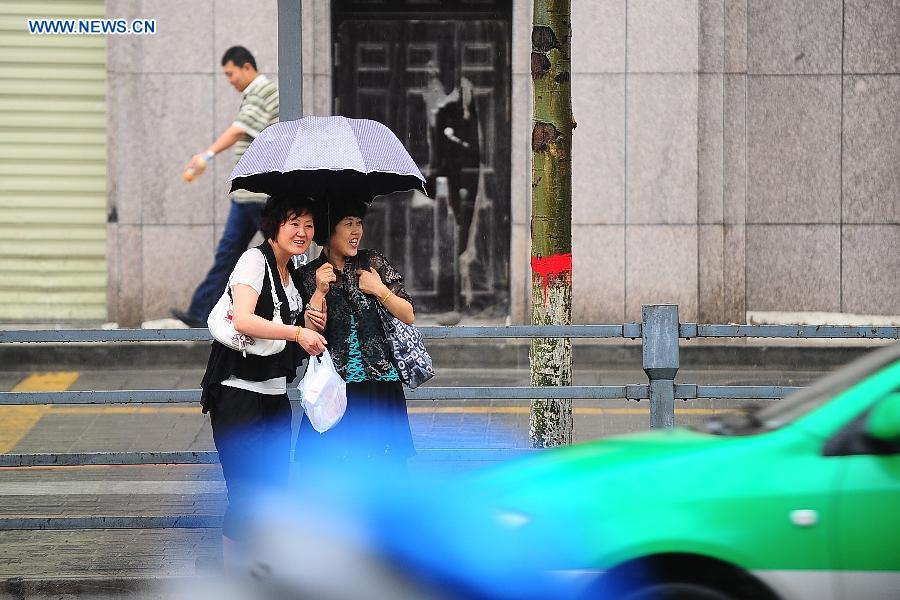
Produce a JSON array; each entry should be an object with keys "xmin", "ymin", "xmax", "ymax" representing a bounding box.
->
[{"xmin": 529, "ymin": 0, "xmax": 573, "ymax": 447}]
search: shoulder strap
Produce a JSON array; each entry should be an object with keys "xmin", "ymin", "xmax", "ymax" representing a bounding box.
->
[
  {"xmin": 261, "ymin": 257, "xmax": 281, "ymax": 309},
  {"xmin": 256, "ymin": 242, "xmax": 287, "ymax": 311}
]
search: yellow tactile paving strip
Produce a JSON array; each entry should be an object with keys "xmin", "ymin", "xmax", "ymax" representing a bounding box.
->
[{"xmin": 0, "ymin": 372, "xmax": 79, "ymax": 453}]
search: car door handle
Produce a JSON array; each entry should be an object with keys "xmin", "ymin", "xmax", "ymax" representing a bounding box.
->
[{"xmin": 789, "ymin": 509, "xmax": 819, "ymax": 527}]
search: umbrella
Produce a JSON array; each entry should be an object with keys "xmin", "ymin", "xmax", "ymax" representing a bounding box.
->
[{"xmin": 228, "ymin": 116, "xmax": 426, "ymax": 203}]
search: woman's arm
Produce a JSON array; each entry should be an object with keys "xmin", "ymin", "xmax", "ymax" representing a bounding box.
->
[
  {"xmin": 303, "ymin": 262, "xmax": 335, "ymax": 332},
  {"xmin": 231, "ymin": 284, "xmax": 327, "ymax": 354},
  {"xmin": 377, "ymin": 286, "xmax": 415, "ymax": 325},
  {"xmin": 358, "ymin": 267, "xmax": 415, "ymax": 325}
]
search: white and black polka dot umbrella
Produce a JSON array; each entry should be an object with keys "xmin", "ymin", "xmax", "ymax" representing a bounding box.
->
[{"xmin": 229, "ymin": 116, "xmax": 425, "ymax": 203}]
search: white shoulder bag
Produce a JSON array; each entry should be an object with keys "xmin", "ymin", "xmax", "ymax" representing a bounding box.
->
[{"xmin": 207, "ymin": 254, "xmax": 286, "ymax": 357}]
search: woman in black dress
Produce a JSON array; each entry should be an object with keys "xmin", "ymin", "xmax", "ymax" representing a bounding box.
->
[{"xmin": 295, "ymin": 201, "xmax": 416, "ymax": 473}]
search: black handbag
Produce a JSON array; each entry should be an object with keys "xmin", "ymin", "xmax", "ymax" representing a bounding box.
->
[{"xmin": 377, "ymin": 304, "xmax": 435, "ymax": 389}]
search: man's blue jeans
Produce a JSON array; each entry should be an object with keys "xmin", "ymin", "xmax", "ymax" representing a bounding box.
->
[{"xmin": 186, "ymin": 200, "xmax": 264, "ymax": 321}]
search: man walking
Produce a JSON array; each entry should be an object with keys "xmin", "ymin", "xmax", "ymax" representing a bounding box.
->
[{"xmin": 171, "ymin": 45, "xmax": 279, "ymax": 327}]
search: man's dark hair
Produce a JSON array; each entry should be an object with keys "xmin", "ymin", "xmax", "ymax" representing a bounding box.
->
[
  {"xmin": 221, "ymin": 46, "xmax": 257, "ymax": 70},
  {"xmin": 260, "ymin": 196, "xmax": 316, "ymax": 240}
]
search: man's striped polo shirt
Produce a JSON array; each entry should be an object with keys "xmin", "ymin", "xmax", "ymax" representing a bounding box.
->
[{"xmin": 232, "ymin": 74, "xmax": 279, "ymax": 203}]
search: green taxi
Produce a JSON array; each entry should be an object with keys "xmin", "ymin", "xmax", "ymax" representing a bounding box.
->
[{"xmin": 472, "ymin": 343, "xmax": 900, "ymax": 599}]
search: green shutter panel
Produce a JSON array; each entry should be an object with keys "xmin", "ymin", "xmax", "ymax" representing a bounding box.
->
[{"xmin": 0, "ymin": 1, "xmax": 107, "ymax": 320}]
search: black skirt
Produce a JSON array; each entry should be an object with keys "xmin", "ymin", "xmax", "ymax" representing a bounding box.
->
[
  {"xmin": 294, "ymin": 380, "xmax": 415, "ymax": 467},
  {"xmin": 209, "ymin": 386, "xmax": 292, "ymax": 541}
]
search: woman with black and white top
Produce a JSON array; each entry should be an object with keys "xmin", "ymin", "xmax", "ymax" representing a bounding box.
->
[
  {"xmin": 200, "ymin": 195, "xmax": 326, "ymax": 567},
  {"xmin": 295, "ymin": 200, "xmax": 416, "ymax": 475}
]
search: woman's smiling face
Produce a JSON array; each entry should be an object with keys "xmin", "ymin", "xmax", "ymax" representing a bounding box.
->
[
  {"xmin": 275, "ymin": 209, "xmax": 315, "ymax": 256},
  {"xmin": 328, "ymin": 216, "xmax": 363, "ymax": 260}
]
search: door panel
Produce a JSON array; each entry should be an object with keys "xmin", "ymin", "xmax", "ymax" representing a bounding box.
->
[
  {"xmin": 833, "ymin": 442, "xmax": 900, "ymax": 598},
  {"xmin": 334, "ymin": 14, "xmax": 510, "ymax": 314},
  {"xmin": 0, "ymin": 0, "xmax": 107, "ymax": 320}
]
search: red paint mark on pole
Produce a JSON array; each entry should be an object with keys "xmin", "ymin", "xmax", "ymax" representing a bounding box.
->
[
  {"xmin": 531, "ymin": 253, "xmax": 572, "ymax": 277},
  {"xmin": 531, "ymin": 253, "xmax": 572, "ymax": 303}
]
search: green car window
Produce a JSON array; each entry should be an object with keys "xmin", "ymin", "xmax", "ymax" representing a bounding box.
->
[
  {"xmin": 866, "ymin": 392, "xmax": 900, "ymax": 442},
  {"xmin": 694, "ymin": 344, "xmax": 900, "ymax": 436}
]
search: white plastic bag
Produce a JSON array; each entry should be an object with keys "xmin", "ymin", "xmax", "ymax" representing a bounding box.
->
[{"xmin": 299, "ymin": 350, "xmax": 347, "ymax": 433}]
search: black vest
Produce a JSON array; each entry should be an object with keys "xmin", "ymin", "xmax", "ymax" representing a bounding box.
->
[{"xmin": 199, "ymin": 242, "xmax": 307, "ymax": 411}]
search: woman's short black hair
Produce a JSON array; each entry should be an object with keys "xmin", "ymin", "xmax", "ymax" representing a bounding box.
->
[
  {"xmin": 260, "ymin": 196, "xmax": 316, "ymax": 240},
  {"xmin": 313, "ymin": 200, "xmax": 368, "ymax": 246}
]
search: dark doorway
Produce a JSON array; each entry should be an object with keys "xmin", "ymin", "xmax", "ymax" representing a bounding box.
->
[{"xmin": 333, "ymin": 0, "xmax": 512, "ymax": 316}]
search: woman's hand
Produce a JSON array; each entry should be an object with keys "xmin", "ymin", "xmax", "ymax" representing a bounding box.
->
[
  {"xmin": 305, "ymin": 299, "xmax": 327, "ymax": 331},
  {"xmin": 315, "ymin": 263, "xmax": 336, "ymax": 294},
  {"xmin": 296, "ymin": 327, "xmax": 327, "ymax": 355},
  {"xmin": 357, "ymin": 267, "xmax": 388, "ymax": 298}
]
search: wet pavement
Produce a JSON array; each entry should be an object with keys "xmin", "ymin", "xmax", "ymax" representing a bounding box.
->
[{"xmin": 0, "ymin": 361, "xmax": 833, "ymax": 589}]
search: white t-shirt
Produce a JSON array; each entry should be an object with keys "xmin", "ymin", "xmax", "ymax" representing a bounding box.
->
[{"xmin": 221, "ymin": 248, "xmax": 303, "ymax": 395}]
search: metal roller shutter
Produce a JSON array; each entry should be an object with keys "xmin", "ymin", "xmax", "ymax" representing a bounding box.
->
[{"xmin": 0, "ymin": 1, "xmax": 106, "ymax": 320}]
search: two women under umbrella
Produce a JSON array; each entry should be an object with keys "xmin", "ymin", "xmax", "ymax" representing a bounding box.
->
[{"xmin": 199, "ymin": 117, "xmax": 424, "ymax": 569}]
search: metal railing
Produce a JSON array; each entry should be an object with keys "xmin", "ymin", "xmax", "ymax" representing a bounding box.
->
[
  {"xmin": 0, "ymin": 304, "xmax": 897, "ymax": 530},
  {"xmin": 2, "ymin": 304, "xmax": 898, "ymax": 454}
]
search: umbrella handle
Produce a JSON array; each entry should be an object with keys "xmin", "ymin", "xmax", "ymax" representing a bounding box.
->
[{"xmin": 320, "ymin": 248, "xmax": 346, "ymax": 285}]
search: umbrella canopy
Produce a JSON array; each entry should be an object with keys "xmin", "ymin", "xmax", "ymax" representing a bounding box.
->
[{"xmin": 229, "ymin": 116, "xmax": 426, "ymax": 202}]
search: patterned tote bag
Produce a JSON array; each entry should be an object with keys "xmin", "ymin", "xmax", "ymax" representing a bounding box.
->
[{"xmin": 377, "ymin": 305, "xmax": 435, "ymax": 389}]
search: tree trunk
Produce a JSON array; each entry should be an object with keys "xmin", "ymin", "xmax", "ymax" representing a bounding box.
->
[{"xmin": 529, "ymin": 0, "xmax": 573, "ymax": 447}]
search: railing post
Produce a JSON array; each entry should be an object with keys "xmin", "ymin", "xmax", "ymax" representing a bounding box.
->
[{"xmin": 642, "ymin": 304, "xmax": 679, "ymax": 428}]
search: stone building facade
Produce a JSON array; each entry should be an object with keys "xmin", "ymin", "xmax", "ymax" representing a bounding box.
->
[{"xmin": 106, "ymin": 0, "xmax": 900, "ymax": 326}]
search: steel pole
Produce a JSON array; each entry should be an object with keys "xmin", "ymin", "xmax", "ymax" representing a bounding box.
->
[{"xmin": 277, "ymin": 0, "xmax": 303, "ymax": 119}]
